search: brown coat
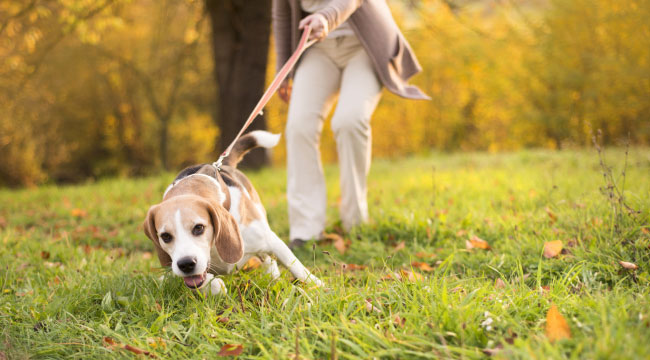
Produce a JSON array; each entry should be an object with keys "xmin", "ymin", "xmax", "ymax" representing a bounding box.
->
[{"xmin": 272, "ymin": 0, "xmax": 430, "ymax": 100}]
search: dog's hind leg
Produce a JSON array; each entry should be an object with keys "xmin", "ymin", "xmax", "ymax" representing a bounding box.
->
[
  {"xmin": 261, "ymin": 255, "xmax": 281, "ymax": 280},
  {"xmin": 266, "ymin": 231, "xmax": 323, "ymax": 287}
]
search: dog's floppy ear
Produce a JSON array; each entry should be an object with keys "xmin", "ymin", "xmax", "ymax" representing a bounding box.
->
[
  {"xmin": 143, "ymin": 205, "xmax": 172, "ymax": 267},
  {"xmin": 205, "ymin": 201, "xmax": 244, "ymax": 264}
]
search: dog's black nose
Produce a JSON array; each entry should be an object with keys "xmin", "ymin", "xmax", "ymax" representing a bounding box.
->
[{"xmin": 177, "ymin": 256, "xmax": 197, "ymax": 273}]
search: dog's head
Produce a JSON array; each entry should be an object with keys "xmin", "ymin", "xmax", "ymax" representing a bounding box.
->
[{"xmin": 143, "ymin": 194, "xmax": 243, "ymax": 289}]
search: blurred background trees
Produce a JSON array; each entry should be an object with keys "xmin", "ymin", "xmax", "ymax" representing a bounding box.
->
[{"xmin": 1, "ymin": 0, "xmax": 649, "ymax": 187}]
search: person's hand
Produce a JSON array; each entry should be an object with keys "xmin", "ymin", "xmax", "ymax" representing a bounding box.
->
[
  {"xmin": 278, "ymin": 79, "xmax": 292, "ymax": 103},
  {"xmin": 299, "ymin": 13, "xmax": 329, "ymax": 41}
]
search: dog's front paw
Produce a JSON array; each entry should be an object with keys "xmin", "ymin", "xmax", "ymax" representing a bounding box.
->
[
  {"xmin": 199, "ymin": 274, "xmax": 227, "ymax": 296},
  {"xmin": 306, "ymin": 274, "xmax": 323, "ymax": 288}
]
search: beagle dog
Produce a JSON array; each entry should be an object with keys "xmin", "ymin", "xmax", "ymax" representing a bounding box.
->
[{"xmin": 143, "ymin": 131, "xmax": 322, "ymax": 295}]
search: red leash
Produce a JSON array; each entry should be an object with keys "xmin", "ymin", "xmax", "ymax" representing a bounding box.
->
[{"xmin": 213, "ymin": 26, "xmax": 315, "ymax": 170}]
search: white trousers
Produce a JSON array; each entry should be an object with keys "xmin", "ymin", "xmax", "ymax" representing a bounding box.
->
[{"xmin": 286, "ymin": 35, "xmax": 382, "ymax": 240}]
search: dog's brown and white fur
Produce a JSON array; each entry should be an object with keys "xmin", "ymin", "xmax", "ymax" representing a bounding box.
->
[{"xmin": 143, "ymin": 131, "xmax": 321, "ymax": 295}]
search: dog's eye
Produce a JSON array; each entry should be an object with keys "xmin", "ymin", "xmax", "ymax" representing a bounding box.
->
[
  {"xmin": 160, "ymin": 232, "xmax": 173, "ymax": 243},
  {"xmin": 192, "ymin": 224, "xmax": 205, "ymax": 236}
]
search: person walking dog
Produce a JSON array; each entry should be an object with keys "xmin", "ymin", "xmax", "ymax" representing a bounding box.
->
[{"xmin": 272, "ymin": 0, "xmax": 429, "ymax": 249}]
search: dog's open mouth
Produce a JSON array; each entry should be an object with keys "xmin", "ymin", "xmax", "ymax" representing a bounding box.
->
[{"xmin": 183, "ymin": 271, "xmax": 207, "ymax": 289}]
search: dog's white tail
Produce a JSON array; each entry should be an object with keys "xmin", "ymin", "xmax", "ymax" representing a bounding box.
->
[{"xmin": 222, "ymin": 131, "xmax": 281, "ymax": 168}]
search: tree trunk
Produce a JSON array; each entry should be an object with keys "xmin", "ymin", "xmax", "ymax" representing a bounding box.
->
[{"xmin": 205, "ymin": 0, "xmax": 271, "ymax": 169}]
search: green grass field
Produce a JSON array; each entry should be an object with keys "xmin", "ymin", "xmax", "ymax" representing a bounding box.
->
[{"xmin": 1, "ymin": 149, "xmax": 649, "ymax": 359}]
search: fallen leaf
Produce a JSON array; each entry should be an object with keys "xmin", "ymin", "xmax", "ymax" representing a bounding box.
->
[
  {"xmin": 103, "ymin": 337, "xmax": 117, "ymax": 347},
  {"xmin": 70, "ymin": 208, "xmax": 87, "ymax": 218},
  {"xmin": 456, "ymin": 229, "xmax": 468, "ymax": 237},
  {"xmin": 341, "ymin": 263, "xmax": 367, "ymax": 271},
  {"xmin": 545, "ymin": 304, "xmax": 571, "ymax": 342},
  {"xmin": 466, "ymin": 236, "xmax": 490, "ymax": 250},
  {"xmin": 411, "ymin": 261, "xmax": 435, "ymax": 272},
  {"xmin": 218, "ymin": 344, "xmax": 243, "ymax": 356},
  {"xmin": 393, "ymin": 241, "xmax": 406, "ymax": 252},
  {"xmin": 104, "ymin": 336, "xmax": 156, "ymax": 358},
  {"xmin": 619, "ymin": 261, "xmax": 638, "ymax": 270},
  {"xmin": 381, "ymin": 272, "xmax": 400, "ymax": 281},
  {"xmin": 40, "ymin": 251, "xmax": 50, "ymax": 260},
  {"xmin": 543, "ymin": 240, "xmax": 563, "ymax": 258},
  {"xmin": 482, "ymin": 344, "xmax": 503, "ymax": 356},
  {"xmin": 124, "ymin": 344, "xmax": 156, "ymax": 358},
  {"xmin": 142, "ymin": 252, "xmax": 152, "ymax": 260},
  {"xmin": 324, "ymin": 233, "xmax": 348, "ymax": 254},
  {"xmin": 365, "ymin": 299, "xmax": 381, "ymax": 313},
  {"xmin": 394, "ymin": 314, "xmax": 406, "ymax": 327},
  {"xmin": 242, "ymin": 256, "xmax": 262, "ymax": 271},
  {"xmin": 494, "ymin": 278, "xmax": 506, "ymax": 289},
  {"xmin": 217, "ymin": 317, "xmax": 230, "ymax": 324},
  {"xmin": 642, "ymin": 227, "xmax": 649, "ymax": 235},
  {"xmin": 415, "ymin": 251, "xmax": 436, "ymax": 259},
  {"xmin": 146, "ymin": 337, "xmax": 166, "ymax": 350},
  {"xmin": 399, "ymin": 269, "xmax": 424, "ymax": 282},
  {"xmin": 545, "ymin": 207, "xmax": 557, "ymax": 223}
]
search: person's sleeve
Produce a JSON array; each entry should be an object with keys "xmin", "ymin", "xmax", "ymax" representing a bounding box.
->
[
  {"xmin": 316, "ymin": 0, "xmax": 363, "ymax": 31},
  {"xmin": 272, "ymin": 0, "xmax": 292, "ymax": 73}
]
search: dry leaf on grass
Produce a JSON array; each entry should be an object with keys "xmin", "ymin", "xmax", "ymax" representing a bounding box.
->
[
  {"xmin": 411, "ymin": 261, "xmax": 435, "ymax": 272},
  {"xmin": 543, "ymin": 240, "xmax": 563, "ymax": 258},
  {"xmin": 103, "ymin": 337, "xmax": 157, "ymax": 358},
  {"xmin": 642, "ymin": 227, "xmax": 649, "ymax": 235},
  {"xmin": 146, "ymin": 338, "xmax": 166, "ymax": 350},
  {"xmin": 242, "ymin": 256, "xmax": 262, "ymax": 271},
  {"xmin": 393, "ymin": 241, "xmax": 406, "ymax": 252},
  {"xmin": 415, "ymin": 252, "xmax": 436, "ymax": 259},
  {"xmin": 545, "ymin": 207, "xmax": 557, "ymax": 223},
  {"xmin": 218, "ymin": 344, "xmax": 243, "ymax": 356},
  {"xmin": 494, "ymin": 278, "xmax": 506, "ymax": 289},
  {"xmin": 70, "ymin": 208, "xmax": 87, "ymax": 218},
  {"xmin": 365, "ymin": 299, "xmax": 381, "ymax": 313},
  {"xmin": 394, "ymin": 314, "xmax": 406, "ymax": 327},
  {"xmin": 124, "ymin": 344, "xmax": 156, "ymax": 357},
  {"xmin": 399, "ymin": 269, "xmax": 424, "ymax": 282},
  {"xmin": 341, "ymin": 263, "xmax": 367, "ymax": 271},
  {"xmin": 324, "ymin": 233, "xmax": 348, "ymax": 254},
  {"xmin": 545, "ymin": 304, "xmax": 571, "ymax": 342},
  {"xmin": 619, "ymin": 261, "xmax": 638, "ymax": 270},
  {"xmin": 103, "ymin": 337, "xmax": 117, "ymax": 347},
  {"xmin": 466, "ymin": 236, "xmax": 491, "ymax": 250},
  {"xmin": 40, "ymin": 251, "xmax": 50, "ymax": 260}
]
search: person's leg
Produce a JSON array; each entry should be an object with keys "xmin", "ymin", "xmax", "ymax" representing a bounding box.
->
[
  {"xmin": 330, "ymin": 39, "xmax": 383, "ymax": 231},
  {"xmin": 285, "ymin": 45, "xmax": 341, "ymax": 241}
]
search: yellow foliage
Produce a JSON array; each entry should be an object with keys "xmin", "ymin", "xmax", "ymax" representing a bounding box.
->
[{"xmin": 1, "ymin": 0, "xmax": 649, "ymax": 185}]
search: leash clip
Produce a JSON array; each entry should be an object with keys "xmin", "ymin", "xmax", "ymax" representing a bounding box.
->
[{"xmin": 213, "ymin": 154, "xmax": 226, "ymax": 171}]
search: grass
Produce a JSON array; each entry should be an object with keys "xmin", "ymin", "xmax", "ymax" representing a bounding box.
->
[{"xmin": 1, "ymin": 148, "xmax": 649, "ymax": 359}]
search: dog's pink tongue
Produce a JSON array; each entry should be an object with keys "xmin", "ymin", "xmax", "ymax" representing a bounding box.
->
[{"xmin": 183, "ymin": 274, "xmax": 204, "ymax": 288}]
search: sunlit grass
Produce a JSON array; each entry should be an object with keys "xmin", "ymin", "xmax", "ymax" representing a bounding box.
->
[{"xmin": 1, "ymin": 149, "xmax": 649, "ymax": 359}]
